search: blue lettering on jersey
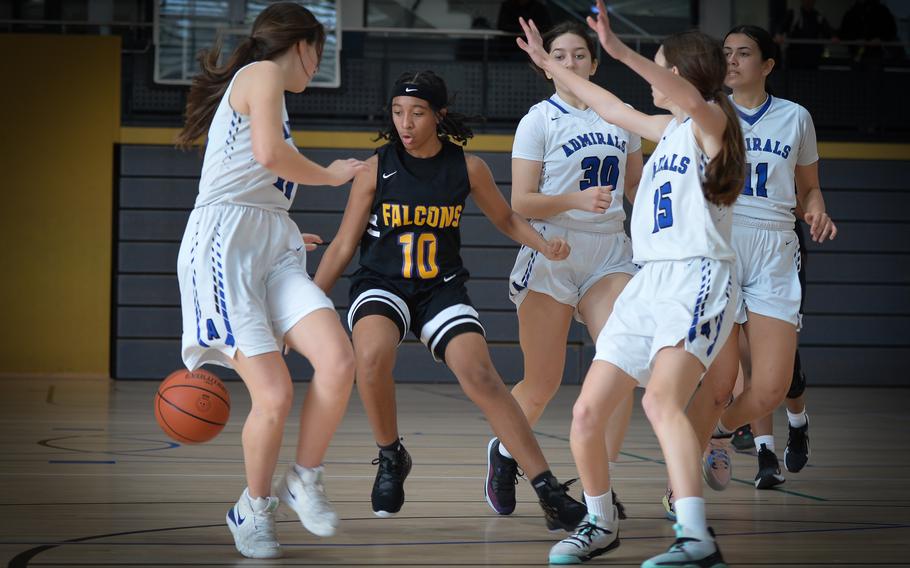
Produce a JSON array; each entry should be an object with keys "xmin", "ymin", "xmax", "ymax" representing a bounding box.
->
[
  {"xmin": 562, "ymin": 132, "xmax": 627, "ymax": 157},
  {"xmin": 206, "ymin": 318, "xmax": 221, "ymax": 341},
  {"xmin": 745, "ymin": 137, "xmax": 791, "ymax": 159},
  {"xmin": 651, "ymin": 153, "xmax": 690, "ymax": 176},
  {"xmin": 282, "ymin": 120, "xmax": 292, "ymax": 140}
]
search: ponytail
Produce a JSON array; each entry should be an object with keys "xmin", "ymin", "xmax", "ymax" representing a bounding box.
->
[
  {"xmin": 176, "ymin": 2, "xmax": 326, "ymax": 150},
  {"xmin": 704, "ymin": 92, "xmax": 746, "ymax": 206},
  {"xmin": 176, "ymin": 37, "xmax": 260, "ymax": 149}
]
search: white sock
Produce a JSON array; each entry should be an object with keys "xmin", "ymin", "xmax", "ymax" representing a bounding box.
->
[
  {"xmin": 246, "ymin": 489, "xmax": 270, "ymax": 511},
  {"xmin": 754, "ymin": 435, "xmax": 775, "ymax": 452},
  {"xmin": 715, "ymin": 420, "xmax": 735, "ymax": 437},
  {"xmin": 498, "ymin": 442, "xmax": 514, "ymax": 460},
  {"xmin": 293, "ymin": 463, "xmax": 323, "ymax": 478},
  {"xmin": 583, "ymin": 490, "xmax": 614, "ymax": 526},
  {"xmin": 674, "ymin": 496, "xmax": 709, "ymax": 539},
  {"xmin": 787, "ymin": 409, "xmax": 808, "ymax": 428}
]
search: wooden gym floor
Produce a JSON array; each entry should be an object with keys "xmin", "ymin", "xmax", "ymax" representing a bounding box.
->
[{"xmin": 1, "ymin": 377, "xmax": 908, "ymax": 567}]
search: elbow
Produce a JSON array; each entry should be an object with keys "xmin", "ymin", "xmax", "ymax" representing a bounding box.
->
[{"xmin": 253, "ymin": 143, "xmax": 281, "ymax": 170}]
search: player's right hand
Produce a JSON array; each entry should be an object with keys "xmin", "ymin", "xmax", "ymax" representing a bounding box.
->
[
  {"xmin": 542, "ymin": 236, "xmax": 570, "ymax": 261},
  {"xmin": 326, "ymin": 158, "xmax": 369, "ymax": 186},
  {"xmin": 575, "ymin": 185, "xmax": 613, "ymax": 213}
]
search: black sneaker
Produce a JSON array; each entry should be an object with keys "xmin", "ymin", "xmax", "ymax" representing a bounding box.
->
[
  {"xmin": 534, "ymin": 475, "xmax": 587, "ymax": 532},
  {"xmin": 784, "ymin": 417, "xmax": 810, "ymax": 473},
  {"xmin": 484, "ymin": 438, "xmax": 519, "ymax": 515},
  {"xmin": 731, "ymin": 423, "xmax": 754, "ymax": 452},
  {"xmin": 612, "ymin": 490, "xmax": 627, "ymax": 520},
  {"xmin": 754, "ymin": 443, "xmax": 785, "ymax": 489},
  {"xmin": 370, "ymin": 443, "xmax": 412, "ymax": 516}
]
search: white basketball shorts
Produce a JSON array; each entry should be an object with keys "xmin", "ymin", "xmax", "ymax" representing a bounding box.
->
[
  {"xmin": 594, "ymin": 257, "xmax": 737, "ymax": 386},
  {"xmin": 177, "ymin": 204, "xmax": 335, "ymax": 370}
]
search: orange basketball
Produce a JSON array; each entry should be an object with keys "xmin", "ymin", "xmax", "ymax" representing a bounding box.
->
[{"xmin": 154, "ymin": 369, "xmax": 230, "ymax": 444}]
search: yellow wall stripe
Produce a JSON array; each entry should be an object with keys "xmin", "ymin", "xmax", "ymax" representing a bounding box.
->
[{"xmin": 118, "ymin": 126, "xmax": 910, "ymax": 160}]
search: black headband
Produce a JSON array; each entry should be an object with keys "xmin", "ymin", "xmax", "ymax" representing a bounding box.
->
[{"xmin": 390, "ymin": 81, "xmax": 447, "ymax": 110}]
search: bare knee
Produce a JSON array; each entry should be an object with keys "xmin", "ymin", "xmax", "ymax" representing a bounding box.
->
[
  {"xmin": 642, "ymin": 388, "xmax": 679, "ymax": 429},
  {"xmin": 571, "ymin": 399, "xmax": 605, "ymax": 439},
  {"xmin": 252, "ymin": 383, "xmax": 293, "ymax": 422},
  {"xmin": 750, "ymin": 381, "xmax": 789, "ymax": 414},
  {"xmin": 518, "ymin": 376, "xmax": 561, "ymax": 411},
  {"xmin": 313, "ymin": 341, "xmax": 355, "ymax": 385},
  {"xmin": 355, "ymin": 344, "xmax": 394, "ymax": 385},
  {"xmin": 458, "ymin": 363, "xmax": 504, "ymax": 402}
]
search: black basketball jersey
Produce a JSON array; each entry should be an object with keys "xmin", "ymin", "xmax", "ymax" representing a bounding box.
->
[{"xmin": 358, "ymin": 140, "xmax": 470, "ymax": 285}]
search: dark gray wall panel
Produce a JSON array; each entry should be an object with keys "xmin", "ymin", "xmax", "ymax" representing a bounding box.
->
[
  {"xmin": 803, "ymin": 284, "xmax": 910, "ymax": 315},
  {"xmin": 798, "ymin": 347, "xmax": 910, "ymax": 386},
  {"xmin": 114, "ymin": 145, "xmax": 910, "ymax": 384},
  {"xmin": 823, "ymin": 190, "xmax": 910, "ymax": 222},
  {"xmin": 819, "ymin": 160, "xmax": 910, "ymax": 191},
  {"xmin": 800, "ymin": 315, "xmax": 910, "ymax": 346},
  {"xmin": 801, "ymin": 222, "xmax": 910, "ymax": 253},
  {"xmin": 805, "ymin": 253, "xmax": 910, "ymax": 284}
]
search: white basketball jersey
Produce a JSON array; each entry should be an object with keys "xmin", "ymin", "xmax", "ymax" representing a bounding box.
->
[
  {"xmin": 631, "ymin": 118, "xmax": 734, "ymax": 263},
  {"xmin": 731, "ymin": 95, "xmax": 819, "ymax": 225},
  {"xmin": 195, "ymin": 62, "xmax": 299, "ymax": 211},
  {"xmin": 512, "ymin": 93, "xmax": 641, "ymax": 232}
]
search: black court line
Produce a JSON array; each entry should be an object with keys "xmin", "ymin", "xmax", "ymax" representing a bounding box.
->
[
  {"xmin": 9, "ymin": 522, "xmax": 910, "ymax": 567},
  {"xmin": 47, "ymin": 460, "xmax": 116, "ymax": 464}
]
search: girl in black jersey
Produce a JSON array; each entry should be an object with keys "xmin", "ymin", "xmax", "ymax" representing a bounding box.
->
[{"xmin": 315, "ymin": 70, "xmax": 586, "ymax": 530}]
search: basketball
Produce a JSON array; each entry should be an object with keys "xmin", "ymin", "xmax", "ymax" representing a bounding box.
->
[{"xmin": 154, "ymin": 369, "xmax": 230, "ymax": 444}]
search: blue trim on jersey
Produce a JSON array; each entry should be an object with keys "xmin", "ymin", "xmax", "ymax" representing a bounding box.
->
[
  {"xmin": 211, "ymin": 226, "xmax": 236, "ymax": 348},
  {"xmin": 546, "ymin": 98, "xmax": 570, "ymax": 114},
  {"xmin": 688, "ymin": 258, "xmax": 712, "ymax": 344},
  {"xmin": 735, "ymin": 95, "xmax": 773, "ymax": 126},
  {"xmin": 190, "ymin": 225, "xmax": 209, "ymax": 348}
]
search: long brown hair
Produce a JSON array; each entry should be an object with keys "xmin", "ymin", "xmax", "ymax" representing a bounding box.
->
[
  {"xmin": 661, "ymin": 31, "xmax": 745, "ymax": 206},
  {"xmin": 176, "ymin": 2, "xmax": 326, "ymax": 150}
]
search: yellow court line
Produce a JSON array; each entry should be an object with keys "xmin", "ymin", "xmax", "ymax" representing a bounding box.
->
[{"xmin": 118, "ymin": 127, "xmax": 910, "ymax": 160}]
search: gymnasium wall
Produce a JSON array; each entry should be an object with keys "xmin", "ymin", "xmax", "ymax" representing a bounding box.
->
[
  {"xmin": 0, "ymin": 35, "xmax": 120, "ymax": 378},
  {"xmin": 114, "ymin": 141, "xmax": 910, "ymax": 386}
]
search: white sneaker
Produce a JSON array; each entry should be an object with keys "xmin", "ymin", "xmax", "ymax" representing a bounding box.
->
[
  {"xmin": 548, "ymin": 512, "xmax": 620, "ymax": 564},
  {"xmin": 702, "ymin": 436, "xmax": 732, "ymax": 491},
  {"xmin": 641, "ymin": 524, "xmax": 727, "ymax": 568},
  {"xmin": 276, "ymin": 464, "xmax": 339, "ymax": 537},
  {"xmin": 226, "ymin": 488, "xmax": 281, "ymax": 559}
]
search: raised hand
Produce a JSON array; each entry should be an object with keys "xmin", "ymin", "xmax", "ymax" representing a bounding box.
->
[
  {"xmin": 575, "ymin": 185, "xmax": 613, "ymax": 213},
  {"xmin": 542, "ymin": 236, "xmax": 571, "ymax": 261},
  {"xmin": 515, "ymin": 17, "xmax": 551, "ymax": 70},
  {"xmin": 326, "ymin": 158, "xmax": 369, "ymax": 186},
  {"xmin": 586, "ymin": 0, "xmax": 625, "ymax": 59},
  {"xmin": 804, "ymin": 211, "xmax": 837, "ymax": 243}
]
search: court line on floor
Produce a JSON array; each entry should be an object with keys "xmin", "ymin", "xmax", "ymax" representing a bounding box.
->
[{"xmin": 8, "ymin": 521, "xmax": 910, "ymax": 567}]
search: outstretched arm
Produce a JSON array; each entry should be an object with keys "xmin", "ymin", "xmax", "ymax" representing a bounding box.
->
[
  {"xmin": 239, "ymin": 61, "xmax": 368, "ymax": 187},
  {"xmin": 516, "ymin": 15, "xmax": 671, "ymax": 142},
  {"xmin": 313, "ymin": 156, "xmax": 378, "ymax": 292},
  {"xmin": 467, "ymin": 154, "xmax": 569, "ymax": 261},
  {"xmin": 582, "ymin": 0, "xmax": 728, "ymax": 149}
]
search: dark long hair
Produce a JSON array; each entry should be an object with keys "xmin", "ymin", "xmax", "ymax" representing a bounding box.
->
[
  {"xmin": 662, "ymin": 31, "xmax": 745, "ymax": 206},
  {"xmin": 176, "ymin": 2, "xmax": 325, "ymax": 149},
  {"xmin": 376, "ymin": 71, "xmax": 477, "ymax": 146},
  {"xmin": 532, "ymin": 20, "xmax": 598, "ymax": 79},
  {"xmin": 725, "ymin": 24, "xmax": 778, "ymax": 92}
]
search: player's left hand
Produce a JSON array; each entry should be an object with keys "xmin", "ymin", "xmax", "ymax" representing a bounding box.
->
[
  {"xmin": 300, "ymin": 233, "xmax": 323, "ymax": 251},
  {"xmin": 542, "ymin": 237, "xmax": 570, "ymax": 261},
  {"xmin": 803, "ymin": 211, "xmax": 837, "ymax": 242}
]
